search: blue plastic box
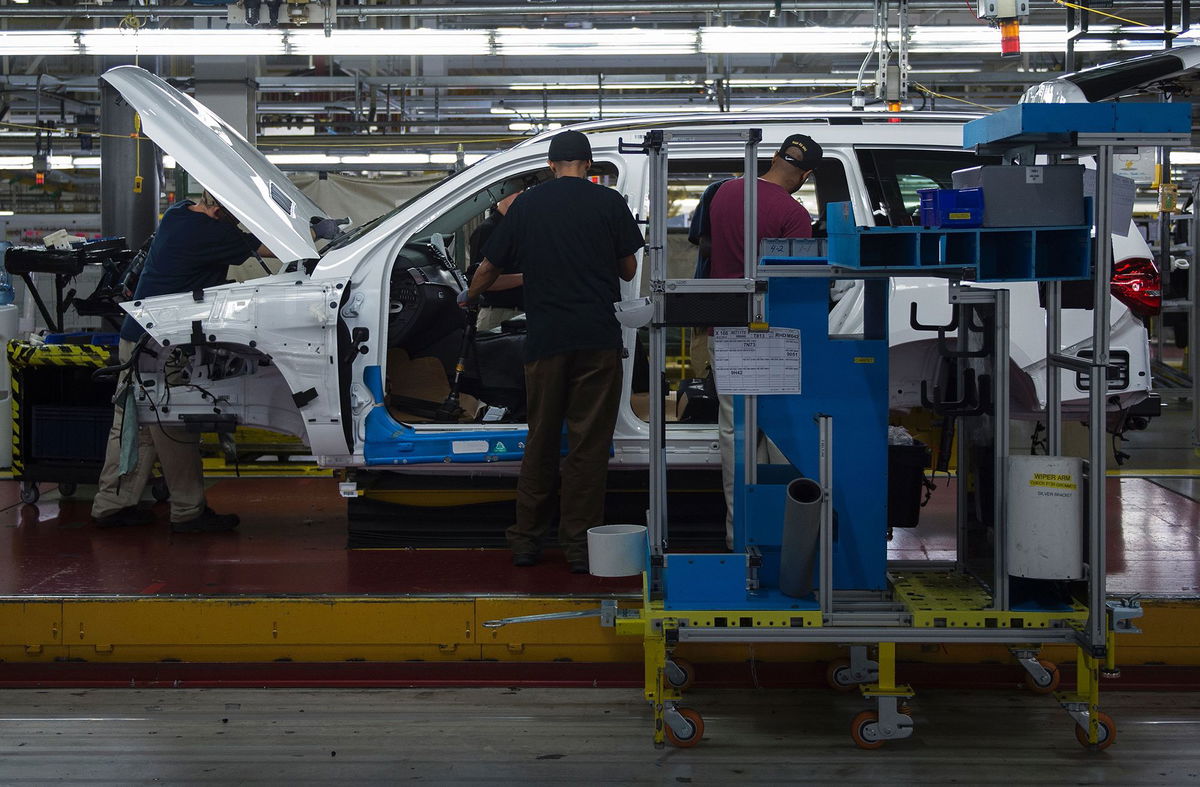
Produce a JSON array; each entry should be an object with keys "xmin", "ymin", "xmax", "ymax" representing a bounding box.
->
[
  {"xmin": 44, "ymin": 331, "xmax": 120, "ymax": 346},
  {"xmin": 917, "ymin": 188, "xmax": 984, "ymax": 228}
]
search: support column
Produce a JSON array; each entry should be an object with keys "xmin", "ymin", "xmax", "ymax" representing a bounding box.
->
[
  {"xmin": 192, "ymin": 57, "xmax": 259, "ymax": 142},
  {"xmin": 99, "ymin": 62, "xmax": 160, "ymax": 250}
]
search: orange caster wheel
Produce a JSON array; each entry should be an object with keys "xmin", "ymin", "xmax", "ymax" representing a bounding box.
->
[
  {"xmin": 1024, "ymin": 659, "xmax": 1061, "ymax": 695},
  {"xmin": 665, "ymin": 708, "xmax": 704, "ymax": 748},
  {"xmin": 1075, "ymin": 711, "xmax": 1116, "ymax": 750},
  {"xmin": 850, "ymin": 710, "xmax": 885, "ymax": 750}
]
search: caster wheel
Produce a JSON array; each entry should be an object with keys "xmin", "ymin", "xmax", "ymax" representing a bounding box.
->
[
  {"xmin": 58, "ymin": 482, "xmax": 77, "ymax": 498},
  {"xmin": 664, "ymin": 708, "xmax": 704, "ymax": 748},
  {"xmin": 665, "ymin": 658, "xmax": 696, "ymax": 691},
  {"xmin": 826, "ymin": 658, "xmax": 857, "ymax": 692},
  {"xmin": 850, "ymin": 710, "xmax": 885, "ymax": 750},
  {"xmin": 1074, "ymin": 711, "xmax": 1116, "ymax": 750},
  {"xmin": 151, "ymin": 479, "xmax": 170, "ymax": 503},
  {"xmin": 1024, "ymin": 659, "xmax": 1061, "ymax": 695},
  {"xmin": 19, "ymin": 483, "xmax": 40, "ymax": 505}
]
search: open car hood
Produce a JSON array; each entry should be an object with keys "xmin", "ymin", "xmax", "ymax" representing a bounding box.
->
[
  {"xmin": 101, "ymin": 65, "xmax": 321, "ymax": 263},
  {"xmin": 1022, "ymin": 45, "xmax": 1200, "ymax": 103}
]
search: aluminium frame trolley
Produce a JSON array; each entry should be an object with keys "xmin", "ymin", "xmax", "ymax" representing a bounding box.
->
[{"xmin": 487, "ymin": 103, "xmax": 1190, "ymax": 750}]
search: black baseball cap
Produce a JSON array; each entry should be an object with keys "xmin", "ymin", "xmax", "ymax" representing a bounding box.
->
[
  {"xmin": 777, "ymin": 133, "xmax": 822, "ymax": 170},
  {"xmin": 548, "ymin": 130, "xmax": 593, "ymax": 162}
]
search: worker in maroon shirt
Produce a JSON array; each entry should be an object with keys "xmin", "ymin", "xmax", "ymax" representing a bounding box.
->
[{"xmin": 707, "ymin": 133, "xmax": 823, "ymax": 548}]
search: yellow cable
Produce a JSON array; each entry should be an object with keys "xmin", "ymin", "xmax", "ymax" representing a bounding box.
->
[
  {"xmin": 133, "ymin": 113, "xmax": 143, "ymax": 193},
  {"xmin": 912, "ymin": 82, "xmax": 999, "ymax": 112},
  {"xmin": 1052, "ymin": 0, "xmax": 1150, "ymax": 27}
]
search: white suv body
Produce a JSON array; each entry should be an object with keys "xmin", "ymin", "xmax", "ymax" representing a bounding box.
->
[{"xmin": 101, "ymin": 66, "xmax": 1158, "ymax": 472}]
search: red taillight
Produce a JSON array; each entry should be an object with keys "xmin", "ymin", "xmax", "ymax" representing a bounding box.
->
[{"xmin": 1110, "ymin": 257, "xmax": 1161, "ymax": 317}]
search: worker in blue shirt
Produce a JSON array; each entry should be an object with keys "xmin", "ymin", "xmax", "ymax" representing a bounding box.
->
[{"xmin": 91, "ymin": 191, "xmax": 342, "ymax": 533}]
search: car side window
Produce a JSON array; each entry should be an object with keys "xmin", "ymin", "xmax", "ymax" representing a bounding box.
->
[
  {"xmin": 855, "ymin": 149, "xmax": 1001, "ymax": 227},
  {"xmin": 414, "ymin": 162, "xmax": 620, "ymax": 269}
]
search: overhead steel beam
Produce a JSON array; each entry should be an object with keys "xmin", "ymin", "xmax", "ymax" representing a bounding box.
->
[
  {"xmin": 0, "ymin": 0, "xmax": 1149, "ymax": 17},
  {"xmin": 0, "ymin": 71, "xmax": 1058, "ymax": 94}
]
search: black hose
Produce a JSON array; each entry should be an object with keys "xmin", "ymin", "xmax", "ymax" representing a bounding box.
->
[{"xmin": 92, "ymin": 333, "xmax": 151, "ymax": 381}]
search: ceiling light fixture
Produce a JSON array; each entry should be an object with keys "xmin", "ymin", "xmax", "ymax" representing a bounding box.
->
[
  {"xmin": 285, "ymin": 29, "xmax": 491, "ymax": 56},
  {"xmin": 495, "ymin": 27, "xmax": 696, "ymax": 56},
  {"xmin": 0, "ymin": 25, "xmax": 1165, "ymax": 58},
  {"xmin": 83, "ymin": 29, "xmax": 287, "ymax": 56},
  {"xmin": 0, "ymin": 31, "xmax": 78, "ymax": 56}
]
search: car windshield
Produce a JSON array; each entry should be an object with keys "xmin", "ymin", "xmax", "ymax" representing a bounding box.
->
[{"xmin": 320, "ymin": 164, "xmax": 477, "ymax": 255}]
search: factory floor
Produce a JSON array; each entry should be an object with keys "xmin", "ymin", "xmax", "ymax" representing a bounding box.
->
[
  {"xmin": 0, "ymin": 687, "xmax": 1196, "ymax": 783},
  {"xmin": 1, "ymin": 472, "xmax": 1195, "ymax": 597}
]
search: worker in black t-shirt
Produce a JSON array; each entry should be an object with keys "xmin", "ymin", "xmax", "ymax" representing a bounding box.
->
[
  {"xmin": 460, "ymin": 130, "xmax": 644, "ymax": 573},
  {"xmin": 466, "ymin": 188, "xmax": 524, "ymax": 332}
]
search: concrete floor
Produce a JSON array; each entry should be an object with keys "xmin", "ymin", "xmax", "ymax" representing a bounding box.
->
[{"xmin": 0, "ymin": 687, "xmax": 1196, "ymax": 783}]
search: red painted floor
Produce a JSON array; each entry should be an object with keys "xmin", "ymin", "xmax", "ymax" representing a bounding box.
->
[
  {"xmin": 0, "ymin": 476, "xmax": 1196, "ymax": 597},
  {"xmin": 0, "ymin": 478, "xmax": 639, "ymax": 596}
]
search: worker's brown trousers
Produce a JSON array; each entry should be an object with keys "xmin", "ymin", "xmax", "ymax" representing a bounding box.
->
[{"xmin": 508, "ymin": 348, "xmax": 623, "ymax": 562}]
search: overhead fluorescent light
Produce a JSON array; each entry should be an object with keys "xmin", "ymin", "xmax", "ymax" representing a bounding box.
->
[
  {"xmin": 0, "ymin": 157, "xmax": 33, "ymax": 168},
  {"xmin": 702, "ymin": 26, "xmax": 867, "ymax": 54},
  {"xmin": 509, "ymin": 122, "xmax": 563, "ymax": 131},
  {"xmin": 496, "ymin": 27, "xmax": 696, "ymax": 56},
  {"xmin": 266, "ymin": 153, "xmax": 341, "ymax": 166},
  {"xmin": 1169, "ymin": 151, "xmax": 1200, "ymax": 165},
  {"xmin": 0, "ymin": 24, "xmax": 1166, "ymax": 57},
  {"xmin": 285, "ymin": 29, "xmax": 491, "ymax": 56},
  {"xmin": 261, "ymin": 126, "xmax": 317, "ymax": 136},
  {"xmin": 83, "ymin": 29, "xmax": 286, "ymax": 56},
  {"xmin": 492, "ymin": 104, "xmax": 725, "ymax": 118},
  {"xmin": 724, "ymin": 77, "xmax": 852, "ymax": 87},
  {"xmin": 0, "ymin": 211, "xmax": 14, "ymax": 216},
  {"xmin": 339, "ymin": 153, "xmax": 431, "ymax": 165},
  {"xmin": 0, "ymin": 32, "xmax": 78, "ymax": 56},
  {"xmin": 509, "ymin": 82, "xmax": 699, "ymax": 91}
]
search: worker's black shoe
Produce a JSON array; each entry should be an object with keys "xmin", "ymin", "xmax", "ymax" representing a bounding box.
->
[
  {"xmin": 171, "ymin": 508, "xmax": 239, "ymax": 534},
  {"xmin": 568, "ymin": 560, "xmax": 590, "ymax": 575},
  {"xmin": 512, "ymin": 552, "xmax": 540, "ymax": 567},
  {"xmin": 93, "ymin": 506, "xmax": 155, "ymax": 529}
]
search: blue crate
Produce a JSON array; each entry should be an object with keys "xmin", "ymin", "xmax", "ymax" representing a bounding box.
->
[
  {"xmin": 917, "ymin": 188, "xmax": 983, "ymax": 228},
  {"xmin": 817, "ymin": 201, "xmax": 1093, "ymax": 282},
  {"xmin": 44, "ymin": 331, "xmax": 120, "ymax": 346}
]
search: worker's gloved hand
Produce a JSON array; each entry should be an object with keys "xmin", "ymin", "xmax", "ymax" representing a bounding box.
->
[
  {"xmin": 311, "ymin": 216, "xmax": 350, "ymax": 240},
  {"xmin": 456, "ymin": 289, "xmax": 474, "ymax": 308}
]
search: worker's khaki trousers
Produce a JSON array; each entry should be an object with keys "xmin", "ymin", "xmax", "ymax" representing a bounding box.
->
[
  {"xmin": 508, "ymin": 348, "xmax": 623, "ymax": 562},
  {"xmin": 90, "ymin": 338, "xmax": 207, "ymax": 524}
]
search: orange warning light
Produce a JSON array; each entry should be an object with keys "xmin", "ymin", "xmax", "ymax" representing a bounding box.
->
[{"xmin": 1000, "ymin": 19, "xmax": 1021, "ymax": 57}]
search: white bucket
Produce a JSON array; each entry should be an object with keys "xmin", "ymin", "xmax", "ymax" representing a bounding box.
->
[
  {"xmin": 587, "ymin": 524, "xmax": 647, "ymax": 577},
  {"xmin": 1006, "ymin": 455, "xmax": 1084, "ymax": 580}
]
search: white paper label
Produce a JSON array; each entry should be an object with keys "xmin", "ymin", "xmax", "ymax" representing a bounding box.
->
[
  {"xmin": 712, "ymin": 327, "xmax": 801, "ymax": 395},
  {"xmin": 1025, "ymin": 166, "xmax": 1044, "ymax": 185}
]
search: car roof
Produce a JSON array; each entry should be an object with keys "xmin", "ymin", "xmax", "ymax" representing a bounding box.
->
[{"xmin": 511, "ymin": 109, "xmax": 988, "ymax": 154}]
